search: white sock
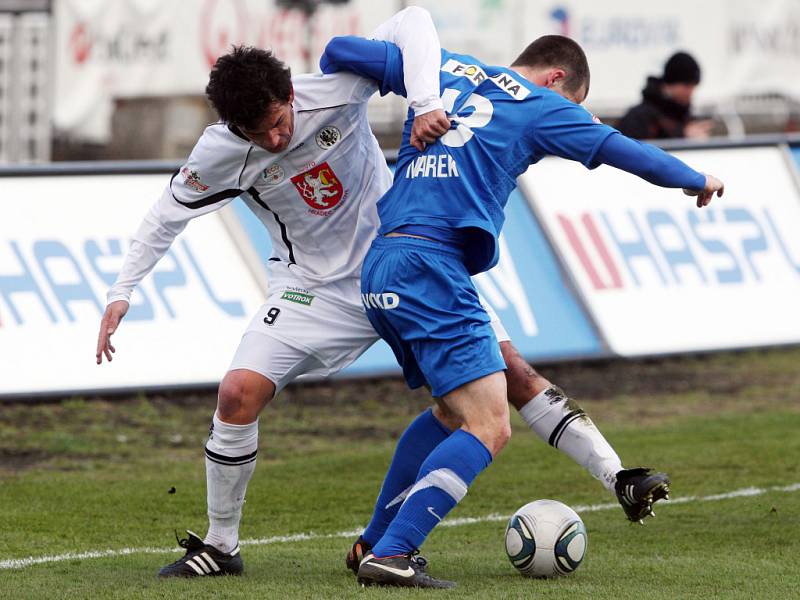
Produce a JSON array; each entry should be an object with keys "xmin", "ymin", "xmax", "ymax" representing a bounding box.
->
[
  {"xmin": 203, "ymin": 412, "xmax": 259, "ymax": 553},
  {"xmin": 519, "ymin": 387, "xmax": 623, "ymax": 491}
]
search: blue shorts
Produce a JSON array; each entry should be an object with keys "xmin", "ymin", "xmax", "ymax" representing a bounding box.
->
[{"xmin": 361, "ymin": 235, "xmax": 506, "ymax": 397}]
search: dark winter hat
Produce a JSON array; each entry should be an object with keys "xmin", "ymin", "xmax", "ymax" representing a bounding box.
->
[{"xmin": 663, "ymin": 52, "xmax": 701, "ymax": 85}]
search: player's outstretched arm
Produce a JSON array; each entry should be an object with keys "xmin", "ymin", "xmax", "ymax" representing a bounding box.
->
[
  {"xmin": 532, "ymin": 99, "xmax": 724, "ymax": 206},
  {"xmin": 94, "ymin": 186, "xmax": 194, "ymax": 364},
  {"xmin": 595, "ymin": 134, "xmax": 725, "ymax": 207},
  {"xmin": 96, "ymin": 300, "xmax": 129, "ymax": 364}
]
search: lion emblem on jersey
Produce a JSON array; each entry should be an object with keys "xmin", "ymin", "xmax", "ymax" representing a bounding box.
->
[
  {"xmin": 315, "ymin": 125, "xmax": 341, "ymax": 149},
  {"xmin": 291, "ymin": 162, "xmax": 344, "ymax": 211}
]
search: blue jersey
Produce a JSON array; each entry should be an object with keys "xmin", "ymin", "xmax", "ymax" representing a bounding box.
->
[
  {"xmin": 388, "ymin": 49, "xmax": 618, "ymax": 273},
  {"xmin": 321, "ymin": 38, "xmax": 705, "ymax": 275}
]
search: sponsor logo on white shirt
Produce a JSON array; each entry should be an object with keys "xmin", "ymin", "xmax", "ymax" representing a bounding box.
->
[
  {"xmin": 262, "ymin": 164, "xmax": 285, "ymax": 185},
  {"xmin": 316, "ymin": 125, "xmax": 341, "ymax": 149},
  {"xmin": 181, "ymin": 167, "xmax": 209, "ymax": 192}
]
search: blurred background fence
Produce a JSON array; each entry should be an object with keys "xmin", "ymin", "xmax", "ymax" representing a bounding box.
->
[{"xmin": 0, "ymin": 0, "xmax": 798, "ymax": 162}]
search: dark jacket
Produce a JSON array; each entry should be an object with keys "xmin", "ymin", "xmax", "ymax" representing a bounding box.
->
[{"xmin": 616, "ymin": 77, "xmax": 691, "ymax": 140}]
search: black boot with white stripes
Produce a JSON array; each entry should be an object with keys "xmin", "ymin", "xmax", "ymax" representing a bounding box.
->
[
  {"xmin": 615, "ymin": 468, "xmax": 671, "ymax": 524},
  {"xmin": 158, "ymin": 530, "xmax": 243, "ymax": 578}
]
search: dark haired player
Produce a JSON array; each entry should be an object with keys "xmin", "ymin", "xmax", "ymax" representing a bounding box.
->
[
  {"xmin": 322, "ymin": 34, "xmax": 723, "ymax": 588},
  {"xmin": 96, "ymin": 7, "xmax": 450, "ymax": 578}
]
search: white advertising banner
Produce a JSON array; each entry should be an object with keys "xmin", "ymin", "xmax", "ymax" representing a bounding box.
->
[
  {"xmin": 0, "ymin": 174, "xmax": 265, "ymax": 396},
  {"xmin": 417, "ymin": 0, "xmax": 800, "ymax": 113},
  {"xmin": 54, "ymin": 0, "xmax": 800, "ymax": 141},
  {"xmin": 521, "ymin": 146, "xmax": 800, "ymax": 356},
  {"xmin": 53, "ymin": 0, "xmax": 397, "ymax": 140}
]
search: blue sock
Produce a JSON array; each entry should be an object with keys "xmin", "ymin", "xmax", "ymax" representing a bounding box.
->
[
  {"xmin": 372, "ymin": 429, "xmax": 492, "ymax": 557},
  {"xmin": 362, "ymin": 409, "xmax": 451, "ymax": 546}
]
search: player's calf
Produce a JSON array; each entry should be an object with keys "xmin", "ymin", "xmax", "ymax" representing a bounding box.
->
[
  {"xmin": 515, "ymin": 384, "xmax": 623, "ymax": 490},
  {"xmin": 500, "ymin": 341, "xmax": 551, "ymax": 410}
]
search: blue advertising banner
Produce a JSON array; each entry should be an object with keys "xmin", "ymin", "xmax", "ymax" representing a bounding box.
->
[
  {"xmin": 232, "ymin": 181, "xmax": 603, "ymax": 377},
  {"xmin": 469, "ymin": 189, "xmax": 604, "ymax": 362},
  {"xmin": 791, "ymin": 144, "xmax": 800, "ymax": 170}
]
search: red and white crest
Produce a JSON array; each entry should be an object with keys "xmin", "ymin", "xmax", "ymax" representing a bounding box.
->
[
  {"xmin": 291, "ymin": 162, "xmax": 343, "ymax": 211},
  {"xmin": 181, "ymin": 167, "xmax": 209, "ymax": 192}
]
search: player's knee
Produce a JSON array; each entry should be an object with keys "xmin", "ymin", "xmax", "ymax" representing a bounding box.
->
[
  {"xmin": 481, "ymin": 418, "xmax": 511, "ymax": 456},
  {"xmin": 495, "ymin": 405, "xmax": 513, "ymax": 452},
  {"xmin": 216, "ymin": 378, "xmax": 246, "ymax": 422},
  {"xmin": 216, "ymin": 371, "xmax": 274, "ymax": 423},
  {"xmin": 473, "ymin": 400, "xmax": 511, "ymax": 456}
]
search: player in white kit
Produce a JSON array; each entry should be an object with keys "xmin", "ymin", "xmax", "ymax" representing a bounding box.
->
[{"xmin": 95, "ymin": 8, "xmax": 666, "ymax": 580}]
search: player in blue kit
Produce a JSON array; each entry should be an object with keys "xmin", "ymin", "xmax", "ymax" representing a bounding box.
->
[{"xmin": 322, "ymin": 34, "xmax": 724, "ymax": 588}]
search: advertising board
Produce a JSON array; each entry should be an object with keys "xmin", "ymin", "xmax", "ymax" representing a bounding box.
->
[
  {"xmin": 53, "ymin": 0, "xmax": 395, "ymax": 140},
  {"xmin": 0, "ymin": 173, "xmax": 265, "ymax": 396},
  {"xmin": 55, "ymin": 0, "xmax": 800, "ymax": 140},
  {"xmin": 521, "ymin": 146, "xmax": 800, "ymax": 355}
]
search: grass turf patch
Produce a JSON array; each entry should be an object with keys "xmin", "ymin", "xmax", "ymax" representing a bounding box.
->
[{"xmin": 1, "ymin": 348, "xmax": 800, "ymax": 598}]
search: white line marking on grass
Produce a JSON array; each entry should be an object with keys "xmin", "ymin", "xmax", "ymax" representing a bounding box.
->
[
  {"xmin": 2, "ymin": 483, "xmax": 798, "ymax": 570},
  {"xmin": 436, "ymin": 482, "xmax": 800, "ymax": 527}
]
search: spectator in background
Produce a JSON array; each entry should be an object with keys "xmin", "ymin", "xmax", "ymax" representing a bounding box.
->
[{"xmin": 617, "ymin": 51, "xmax": 713, "ymax": 140}]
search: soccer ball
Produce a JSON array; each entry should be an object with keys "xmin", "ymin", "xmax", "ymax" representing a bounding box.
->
[{"xmin": 504, "ymin": 499, "xmax": 587, "ymax": 578}]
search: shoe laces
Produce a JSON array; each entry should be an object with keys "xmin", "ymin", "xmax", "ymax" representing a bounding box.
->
[
  {"xmin": 175, "ymin": 530, "xmax": 203, "ymax": 552},
  {"xmin": 406, "ymin": 549, "xmax": 427, "ymax": 569},
  {"xmin": 175, "ymin": 530, "xmax": 189, "ymax": 549},
  {"xmin": 353, "ymin": 539, "xmax": 368, "ymax": 559}
]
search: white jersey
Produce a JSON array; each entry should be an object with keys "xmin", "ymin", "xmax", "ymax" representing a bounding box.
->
[
  {"xmin": 107, "ymin": 7, "xmax": 443, "ymax": 304},
  {"xmin": 102, "ymin": 7, "xmax": 511, "ymax": 387},
  {"xmin": 107, "ymin": 73, "xmax": 384, "ymax": 303}
]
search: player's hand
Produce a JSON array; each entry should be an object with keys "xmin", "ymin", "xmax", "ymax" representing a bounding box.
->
[
  {"xmin": 410, "ymin": 109, "xmax": 451, "ymax": 152},
  {"xmin": 96, "ymin": 300, "xmax": 129, "ymax": 364},
  {"xmin": 683, "ymin": 174, "xmax": 724, "ymax": 208}
]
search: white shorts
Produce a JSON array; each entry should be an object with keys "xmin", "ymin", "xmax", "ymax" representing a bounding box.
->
[
  {"xmin": 481, "ymin": 296, "xmax": 510, "ymax": 344},
  {"xmin": 228, "ymin": 275, "xmax": 511, "ymax": 393}
]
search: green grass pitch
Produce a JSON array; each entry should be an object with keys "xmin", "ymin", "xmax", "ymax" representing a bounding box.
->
[{"xmin": 1, "ymin": 349, "xmax": 799, "ymax": 599}]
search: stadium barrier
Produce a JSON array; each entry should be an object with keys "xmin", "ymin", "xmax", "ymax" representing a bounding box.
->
[
  {"xmin": 521, "ymin": 142, "xmax": 800, "ymax": 357},
  {"xmin": 0, "ymin": 166, "xmax": 265, "ymax": 397},
  {"xmin": 2, "ymin": 137, "xmax": 800, "ymax": 398}
]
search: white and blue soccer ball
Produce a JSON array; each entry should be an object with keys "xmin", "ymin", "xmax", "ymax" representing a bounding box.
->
[{"xmin": 504, "ymin": 499, "xmax": 587, "ymax": 578}]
